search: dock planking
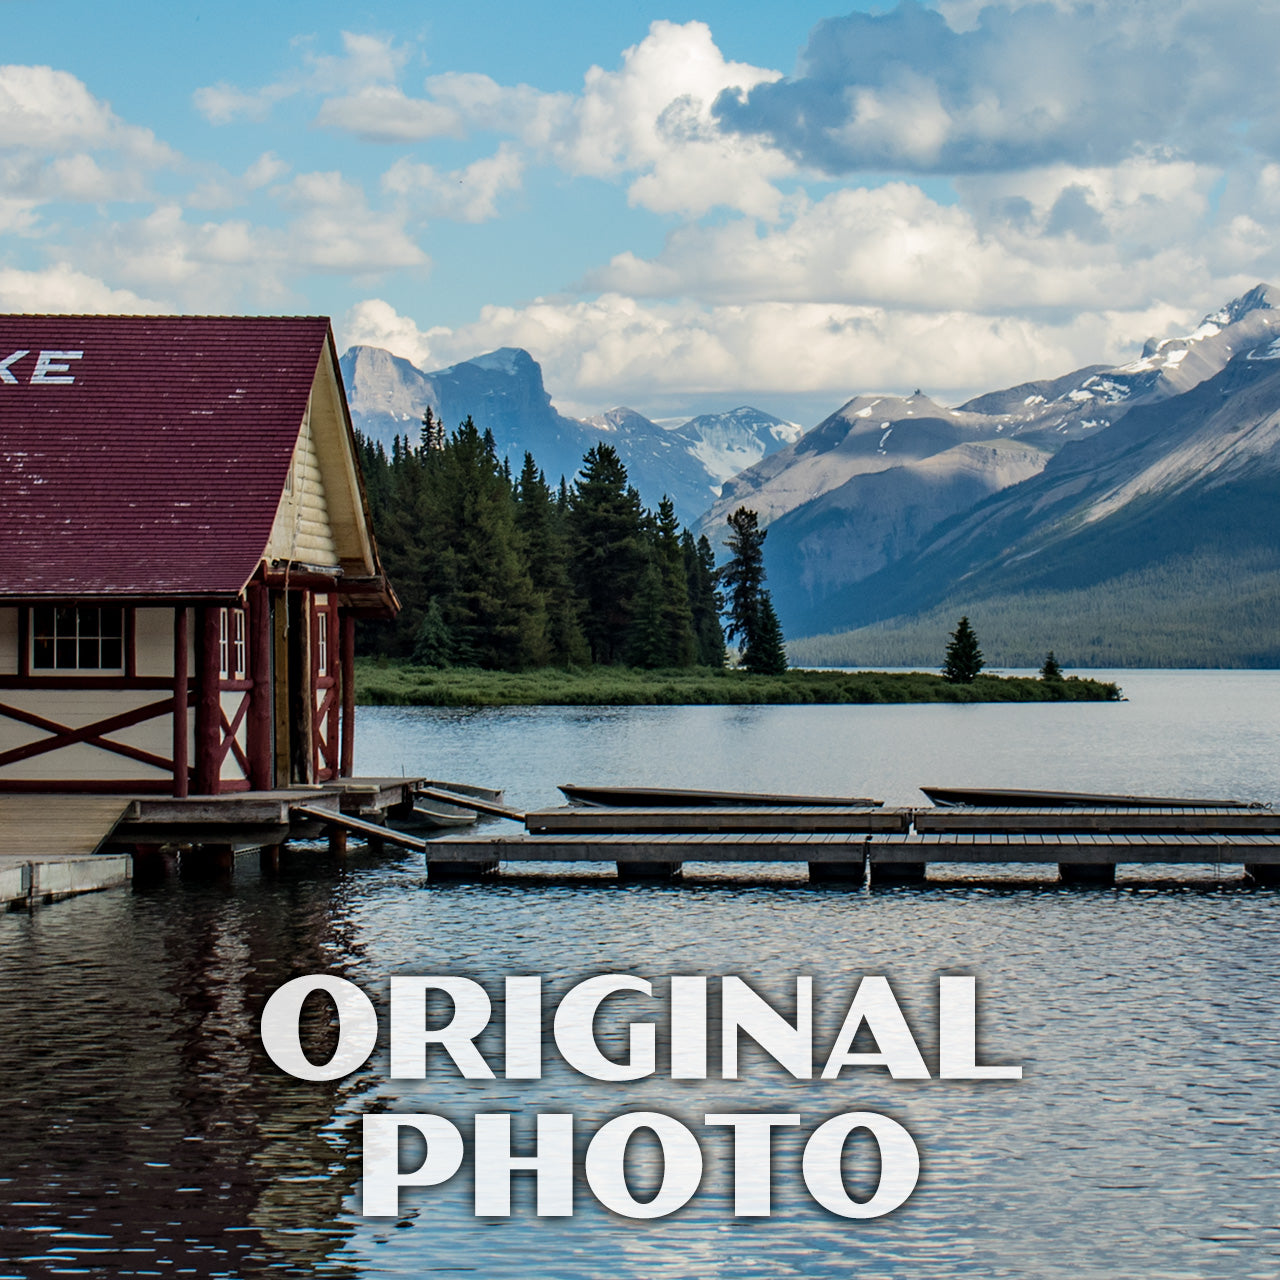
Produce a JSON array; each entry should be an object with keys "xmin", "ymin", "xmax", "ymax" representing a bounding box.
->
[
  {"xmin": 422, "ymin": 804, "xmax": 1280, "ymax": 886},
  {"xmin": 524, "ymin": 805, "xmax": 907, "ymax": 835}
]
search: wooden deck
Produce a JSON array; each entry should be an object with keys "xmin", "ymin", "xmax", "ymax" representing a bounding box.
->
[
  {"xmin": 524, "ymin": 805, "xmax": 907, "ymax": 834},
  {"xmin": 422, "ymin": 803, "xmax": 1280, "ymax": 886},
  {"xmin": 0, "ymin": 794, "xmax": 132, "ymax": 908}
]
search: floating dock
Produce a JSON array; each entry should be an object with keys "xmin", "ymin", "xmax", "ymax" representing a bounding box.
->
[
  {"xmin": 424, "ymin": 804, "xmax": 1280, "ymax": 886},
  {"xmin": 5, "ymin": 794, "xmax": 1279, "ymax": 907}
]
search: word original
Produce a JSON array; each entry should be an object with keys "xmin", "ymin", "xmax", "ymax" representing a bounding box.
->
[{"xmin": 260, "ymin": 973, "xmax": 1021, "ymax": 1220}]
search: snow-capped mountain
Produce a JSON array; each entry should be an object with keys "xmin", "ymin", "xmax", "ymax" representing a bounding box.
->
[
  {"xmin": 340, "ymin": 344, "xmax": 797, "ymax": 522},
  {"xmin": 763, "ymin": 285, "xmax": 1280, "ymax": 658}
]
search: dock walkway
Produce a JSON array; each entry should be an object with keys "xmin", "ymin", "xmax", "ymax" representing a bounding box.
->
[
  {"xmin": 0, "ymin": 795, "xmax": 132, "ymax": 908},
  {"xmin": 425, "ymin": 804, "xmax": 1280, "ymax": 886}
]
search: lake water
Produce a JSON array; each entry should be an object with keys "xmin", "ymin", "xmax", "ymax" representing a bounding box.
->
[{"xmin": 2, "ymin": 670, "xmax": 1279, "ymax": 1279}]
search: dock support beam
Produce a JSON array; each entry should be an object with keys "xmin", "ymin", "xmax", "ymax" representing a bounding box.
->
[
  {"xmin": 1244, "ymin": 863, "xmax": 1280, "ymax": 885},
  {"xmin": 428, "ymin": 860, "xmax": 500, "ymax": 879},
  {"xmin": 617, "ymin": 861, "xmax": 683, "ymax": 880},
  {"xmin": 808, "ymin": 860, "xmax": 866, "ymax": 886},
  {"xmin": 1059, "ymin": 862, "xmax": 1116, "ymax": 885},
  {"xmin": 872, "ymin": 861, "xmax": 928, "ymax": 886}
]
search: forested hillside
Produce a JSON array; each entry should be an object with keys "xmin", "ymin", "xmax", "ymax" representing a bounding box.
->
[{"xmin": 356, "ymin": 417, "xmax": 725, "ymax": 671}]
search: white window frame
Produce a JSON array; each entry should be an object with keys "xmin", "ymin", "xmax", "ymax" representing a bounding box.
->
[{"xmin": 30, "ymin": 605, "xmax": 126, "ymax": 674}]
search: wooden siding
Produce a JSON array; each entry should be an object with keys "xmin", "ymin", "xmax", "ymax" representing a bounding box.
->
[
  {"xmin": 263, "ymin": 352, "xmax": 377, "ymax": 576},
  {"xmin": 0, "ymin": 608, "xmax": 15, "ymax": 675},
  {"xmin": 135, "ymin": 608, "xmax": 178, "ymax": 678},
  {"xmin": 266, "ymin": 399, "xmax": 339, "ymax": 566},
  {"xmin": 0, "ymin": 689, "xmax": 173, "ymax": 781}
]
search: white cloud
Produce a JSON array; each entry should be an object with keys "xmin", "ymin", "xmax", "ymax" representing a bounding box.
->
[
  {"xmin": 584, "ymin": 162, "xmax": 1237, "ymax": 317},
  {"xmin": 0, "ymin": 64, "xmax": 173, "ymax": 162},
  {"xmin": 195, "ymin": 31, "xmax": 413, "ymax": 125},
  {"xmin": 314, "ymin": 85, "xmax": 463, "ymax": 142},
  {"xmin": 0, "ymin": 263, "xmax": 166, "ymax": 313},
  {"xmin": 341, "ymin": 292, "xmax": 1189, "ymax": 412},
  {"xmin": 382, "ymin": 145, "xmax": 524, "ymax": 222},
  {"xmin": 341, "ymin": 298, "xmax": 450, "ymax": 368}
]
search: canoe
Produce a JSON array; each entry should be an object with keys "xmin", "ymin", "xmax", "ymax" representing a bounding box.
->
[
  {"xmin": 558, "ymin": 784, "xmax": 881, "ymax": 808},
  {"xmin": 920, "ymin": 785, "xmax": 1262, "ymax": 809}
]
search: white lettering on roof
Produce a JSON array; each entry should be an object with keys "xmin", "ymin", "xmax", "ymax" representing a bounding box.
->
[
  {"xmin": 31, "ymin": 350, "xmax": 83, "ymax": 385},
  {"xmin": 0, "ymin": 350, "xmax": 29, "ymax": 384}
]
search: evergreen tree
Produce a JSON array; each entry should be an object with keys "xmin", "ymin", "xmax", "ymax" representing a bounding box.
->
[
  {"xmin": 721, "ymin": 507, "xmax": 787, "ymax": 673},
  {"xmin": 683, "ymin": 531, "xmax": 726, "ymax": 667},
  {"xmin": 751, "ymin": 593, "xmax": 788, "ymax": 675},
  {"xmin": 516, "ymin": 452, "xmax": 587, "ymax": 665},
  {"xmin": 420, "ymin": 405, "xmax": 445, "ymax": 453},
  {"xmin": 942, "ymin": 616, "xmax": 985, "ymax": 683},
  {"xmin": 412, "ymin": 599, "xmax": 452, "ymax": 667},
  {"xmin": 652, "ymin": 498, "xmax": 697, "ymax": 667},
  {"xmin": 569, "ymin": 444, "xmax": 646, "ymax": 664},
  {"xmin": 1040, "ymin": 651, "xmax": 1063, "ymax": 681}
]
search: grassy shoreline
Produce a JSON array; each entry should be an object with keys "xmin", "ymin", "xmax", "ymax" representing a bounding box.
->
[{"xmin": 355, "ymin": 660, "xmax": 1122, "ymax": 707}]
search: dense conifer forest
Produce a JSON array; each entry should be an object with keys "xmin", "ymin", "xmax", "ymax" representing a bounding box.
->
[{"xmin": 357, "ymin": 414, "xmax": 728, "ymax": 671}]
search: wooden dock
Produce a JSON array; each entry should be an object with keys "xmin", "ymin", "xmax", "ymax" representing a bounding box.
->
[
  {"xmin": 6, "ymin": 792, "xmax": 1278, "ymax": 905},
  {"xmin": 424, "ymin": 804, "xmax": 1280, "ymax": 886},
  {"xmin": 1, "ymin": 777, "xmax": 496, "ymax": 907},
  {"xmin": 0, "ymin": 794, "xmax": 132, "ymax": 908}
]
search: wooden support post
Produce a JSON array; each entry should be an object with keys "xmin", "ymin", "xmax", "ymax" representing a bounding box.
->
[
  {"xmin": 194, "ymin": 606, "xmax": 222, "ymax": 795},
  {"xmin": 180, "ymin": 844, "xmax": 235, "ymax": 879},
  {"xmin": 247, "ymin": 583, "xmax": 273, "ymax": 791},
  {"xmin": 1058, "ymin": 862, "xmax": 1116, "ymax": 885},
  {"xmin": 808, "ymin": 860, "xmax": 866, "ymax": 886},
  {"xmin": 259, "ymin": 844, "xmax": 281, "ymax": 874},
  {"xmin": 172, "ymin": 607, "xmax": 189, "ymax": 799},
  {"xmin": 328, "ymin": 826, "xmax": 349, "ymax": 858},
  {"xmin": 132, "ymin": 844, "xmax": 175, "ymax": 883},
  {"xmin": 428, "ymin": 860, "xmax": 500, "ymax": 879},
  {"xmin": 340, "ymin": 612, "xmax": 356, "ymax": 777},
  {"xmin": 872, "ymin": 861, "xmax": 928, "ymax": 886},
  {"xmin": 617, "ymin": 861, "xmax": 683, "ymax": 880}
]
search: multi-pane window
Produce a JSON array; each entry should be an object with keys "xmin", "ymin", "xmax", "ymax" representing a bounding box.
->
[
  {"xmin": 219, "ymin": 608, "xmax": 248, "ymax": 679},
  {"xmin": 31, "ymin": 606, "xmax": 125, "ymax": 672},
  {"xmin": 317, "ymin": 610, "xmax": 329, "ymax": 676},
  {"xmin": 219, "ymin": 609, "xmax": 230, "ymax": 677},
  {"xmin": 232, "ymin": 610, "xmax": 247, "ymax": 678}
]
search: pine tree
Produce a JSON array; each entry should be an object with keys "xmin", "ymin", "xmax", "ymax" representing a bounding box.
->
[
  {"xmin": 1040, "ymin": 651, "xmax": 1063, "ymax": 681},
  {"xmin": 683, "ymin": 532, "xmax": 726, "ymax": 668},
  {"xmin": 721, "ymin": 507, "xmax": 786, "ymax": 673},
  {"xmin": 942, "ymin": 616, "xmax": 985, "ymax": 683},
  {"xmin": 750, "ymin": 593, "xmax": 788, "ymax": 674},
  {"xmin": 569, "ymin": 444, "xmax": 646, "ymax": 664}
]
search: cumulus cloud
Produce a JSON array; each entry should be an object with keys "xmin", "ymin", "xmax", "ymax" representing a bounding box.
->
[
  {"xmin": 382, "ymin": 145, "xmax": 524, "ymax": 222},
  {"xmin": 583, "ymin": 158, "xmax": 1243, "ymax": 319},
  {"xmin": 195, "ymin": 31, "xmax": 413, "ymax": 125},
  {"xmin": 309, "ymin": 22, "xmax": 794, "ymax": 218},
  {"xmin": 0, "ymin": 263, "xmax": 166, "ymax": 314},
  {"xmin": 342, "ymin": 292, "xmax": 1190, "ymax": 413},
  {"xmin": 713, "ymin": 0, "xmax": 1280, "ymax": 175},
  {"xmin": 0, "ymin": 64, "xmax": 173, "ymax": 161}
]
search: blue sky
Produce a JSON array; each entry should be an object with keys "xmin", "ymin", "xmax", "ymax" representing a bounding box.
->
[{"xmin": 3, "ymin": 0, "xmax": 1279, "ymax": 422}]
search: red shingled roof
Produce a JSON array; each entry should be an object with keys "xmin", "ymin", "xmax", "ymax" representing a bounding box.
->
[{"xmin": 0, "ymin": 315, "xmax": 333, "ymax": 598}]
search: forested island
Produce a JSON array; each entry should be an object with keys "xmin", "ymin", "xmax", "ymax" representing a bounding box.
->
[{"xmin": 355, "ymin": 416, "xmax": 1122, "ymax": 706}]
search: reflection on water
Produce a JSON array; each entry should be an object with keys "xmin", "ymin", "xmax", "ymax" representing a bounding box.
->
[{"xmin": 3, "ymin": 672, "xmax": 1280, "ymax": 1278}]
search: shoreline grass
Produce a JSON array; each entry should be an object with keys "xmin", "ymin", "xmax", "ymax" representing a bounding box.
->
[{"xmin": 355, "ymin": 660, "xmax": 1122, "ymax": 707}]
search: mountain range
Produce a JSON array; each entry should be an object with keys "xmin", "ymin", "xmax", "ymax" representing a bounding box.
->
[
  {"xmin": 342, "ymin": 284, "xmax": 1280, "ymax": 667},
  {"xmin": 339, "ymin": 344, "xmax": 800, "ymax": 522},
  {"xmin": 773, "ymin": 285, "xmax": 1280, "ymax": 666}
]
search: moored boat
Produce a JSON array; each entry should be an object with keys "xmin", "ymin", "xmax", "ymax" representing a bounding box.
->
[
  {"xmin": 920, "ymin": 785, "xmax": 1263, "ymax": 808},
  {"xmin": 558, "ymin": 784, "xmax": 881, "ymax": 808}
]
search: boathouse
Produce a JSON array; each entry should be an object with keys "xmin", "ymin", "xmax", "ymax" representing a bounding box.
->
[{"xmin": 0, "ymin": 315, "xmax": 397, "ymax": 797}]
